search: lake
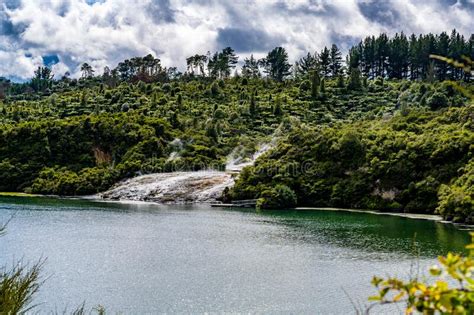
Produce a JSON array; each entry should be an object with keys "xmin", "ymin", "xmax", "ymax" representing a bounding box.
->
[{"xmin": 0, "ymin": 196, "xmax": 470, "ymax": 313}]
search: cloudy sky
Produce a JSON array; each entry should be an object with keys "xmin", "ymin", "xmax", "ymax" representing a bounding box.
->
[{"xmin": 0, "ymin": 0, "xmax": 473, "ymax": 80}]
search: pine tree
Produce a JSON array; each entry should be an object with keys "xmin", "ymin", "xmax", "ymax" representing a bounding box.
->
[
  {"xmin": 273, "ymin": 96, "xmax": 282, "ymax": 116},
  {"xmin": 329, "ymin": 44, "xmax": 343, "ymax": 77},
  {"xmin": 242, "ymin": 55, "xmax": 260, "ymax": 78},
  {"xmin": 436, "ymin": 32, "xmax": 450, "ymax": 80},
  {"xmin": 375, "ymin": 33, "xmax": 389, "ymax": 77},
  {"xmin": 310, "ymin": 70, "xmax": 320, "ymax": 99},
  {"xmin": 261, "ymin": 47, "xmax": 292, "ymax": 82},
  {"xmin": 249, "ymin": 92, "xmax": 258, "ymax": 115},
  {"xmin": 319, "ymin": 78, "xmax": 326, "ymax": 97},
  {"xmin": 295, "ymin": 52, "xmax": 319, "ymax": 78},
  {"xmin": 319, "ymin": 47, "xmax": 331, "ymax": 77},
  {"xmin": 347, "ymin": 68, "xmax": 362, "ymax": 90}
]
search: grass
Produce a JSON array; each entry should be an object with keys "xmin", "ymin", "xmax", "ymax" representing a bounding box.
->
[{"xmin": 0, "ymin": 192, "xmax": 41, "ymax": 197}]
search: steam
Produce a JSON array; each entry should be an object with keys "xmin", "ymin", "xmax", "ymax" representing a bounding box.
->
[
  {"xmin": 166, "ymin": 138, "xmax": 183, "ymax": 162},
  {"xmin": 225, "ymin": 142, "xmax": 274, "ymax": 172}
]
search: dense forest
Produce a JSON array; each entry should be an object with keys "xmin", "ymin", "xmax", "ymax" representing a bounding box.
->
[{"xmin": 0, "ymin": 30, "xmax": 473, "ymax": 222}]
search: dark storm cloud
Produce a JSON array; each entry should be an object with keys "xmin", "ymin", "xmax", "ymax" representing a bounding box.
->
[
  {"xmin": 3, "ymin": 0, "xmax": 21, "ymax": 10},
  {"xmin": 330, "ymin": 33, "xmax": 361, "ymax": 50},
  {"xmin": 146, "ymin": 0, "xmax": 176, "ymax": 23},
  {"xmin": 0, "ymin": 17, "xmax": 22, "ymax": 36},
  {"xmin": 217, "ymin": 27, "xmax": 283, "ymax": 52},
  {"xmin": 0, "ymin": 3, "xmax": 24, "ymax": 37},
  {"xmin": 358, "ymin": 1, "xmax": 400, "ymax": 28}
]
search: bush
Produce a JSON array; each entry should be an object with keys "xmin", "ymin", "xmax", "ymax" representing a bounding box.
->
[
  {"xmin": 256, "ymin": 184, "xmax": 297, "ymax": 210},
  {"xmin": 28, "ymin": 167, "xmax": 118, "ymax": 195},
  {"xmin": 161, "ymin": 83, "xmax": 171, "ymax": 93},
  {"xmin": 437, "ymin": 160, "xmax": 474, "ymax": 223},
  {"xmin": 299, "ymin": 80, "xmax": 311, "ymax": 92},
  {"xmin": 210, "ymin": 82, "xmax": 220, "ymax": 96},
  {"xmin": 427, "ymin": 92, "xmax": 448, "ymax": 110}
]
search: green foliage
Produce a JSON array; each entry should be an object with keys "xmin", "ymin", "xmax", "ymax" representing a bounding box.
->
[
  {"xmin": 0, "ymin": 113, "xmax": 169, "ymax": 194},
  {"xmin": 232, "ymin": 104, "xmax": 474, "ymax": 222},
  {"xmin": 437, "ymin": 159, "xmax": 474, "ymax": 223},
  {"xmin": 0, "ymin": 45, "xmax": 471, "ymax": 222},
  {"xmin": 369, "ymin": 233, "xmax": 474, "ymax": 314},
  {"xmin": 310, "ymin": 70, "xmax": 320, "ymax": 99},
  {"xmin": 0, "ymin": 260, "xmax": 43, "ymax": 314},
  {"xmin": 28, "ymin": 167, "xmax": 118, "ymax": 195},
  {"xmin": 256, "ymin": 184, "xmax": 297, "ymax": 210},
  {"xmin": 0, "ymin": 221, "xmax": 43, "ymax": 314},
  {"xmin": 261, "ymin": 47, "xmax": 292, "ymax": 82},
  {"xmin": 427, "ymin": 92, "xmax": 449, "ymax": 110},
  {"xmin": 347, "ymin": 68, "xmax": 362, "ymax": 91}
]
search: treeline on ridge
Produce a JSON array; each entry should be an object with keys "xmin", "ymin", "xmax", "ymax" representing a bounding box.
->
[{"xmin": 0, "ymin": 30, "xmax": 472, "ymax": 222}]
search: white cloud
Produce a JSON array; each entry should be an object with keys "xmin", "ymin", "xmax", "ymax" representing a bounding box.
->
[{"xmin": 0, "ymin": 0, "xmax": 472, "ymax": 80}]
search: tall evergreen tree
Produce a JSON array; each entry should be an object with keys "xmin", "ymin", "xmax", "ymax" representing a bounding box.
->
[
  {"xmin": 329, "ymin": 44, "xmax": 343, "ymax": 77},
  {"xmin": 387, "ymin": 32, "xmax": 409, "ymax": 79},
  {"xmin": 242, "ymin": 55, "xmax": 261, "ymax": 78},
  {"xmin": 375, "ymin": 33, "xmax": 389, "ymax": 77},
  {"xmin": 31, "ymin": 67, "xmax": 53, "ymax": 92},
  {"xmin": 261, "ymin": 47, "xmax": 292, "ymax": 82},
  {"xmin": 436, "ymin": 32, "xmax": 450, "ymax": 80},
  {"xmin": 295, "ymin": 52, "xmax": 319, "ymax": 78},
  {"xmin": 319, "ymin": 47, "xmax": 331, "ymax": 77}
]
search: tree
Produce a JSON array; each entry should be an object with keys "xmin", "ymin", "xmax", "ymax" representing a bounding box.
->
[
  {"xmin": 310, "ymin": 70, "xmax": 320, "ymax": 99},
  {"xmin": 80, "ymin": 63, "xmax": 94, "ymax": 78},
  {"xmin": 362, "ymin": 36, "xmax": 376, "ymax": 78},
  {"xmin": 436, "ymin": 32, "xmax": 450, "ymax": 80},
  {"xmin": 387, "ymin": 32, "xmax": 409, "ymax": 79},
  {"xmin": 329, "ymin": 44, "xmax": 343, "ymax": 77},
  {"xmin": 249, "ymin": 92, "xmax": 258, "ymax": 115},
  {"xmin": 220, "ymin": 47, "xmax": 238, "ymax": 77},
  {"xmin": 0, "ymin": 78, "xmax": 11, "ymax": 100},
  {"xmin": 242, "ymin": 55, "xmax": 261, "ymax": 78},
  {"xmin": 261, "ymin": 47, "xmax": 292, "ymax": 82},
  {"xmin": 409, "ymin": 34, "xmax": 422, "ymax": 80},
  {"xmin": 347, "ymin": 68, "xmax": 362, "ymax": 90},
  {"xmin": 186, "ymin": 54, "xmax": 208, "ymax": 76},
  {"xmin": 31, "ymin": 67, "xmax": 53, "ymax": 93},
  {"xmin": 256, "ymin": 184, "xmax": 297, "ymax": 209},
  {"xmin": 207, "ymin": 47, "xmax": 238, "ymax": 79},
  {"xmin": 319, "ymin": 47, "xmax": 331, "ymax": 77},
  {"xmin": 295, "ymin": 52, "xmax": 319, "ymax": 78},
  {"xmin": 347, "ymin": 44, "xmax": 362, "ymax": 73},
  {"xmin": 102, "ymin": 66, "xmax": 118, "ymax": 88},
  {"xmin": 319, "ymin": 77, "xmax": 326, "ymax": 97},
  {"xmin": 375, "ymin": 33, "xmax": 390, "ymax": 77}
]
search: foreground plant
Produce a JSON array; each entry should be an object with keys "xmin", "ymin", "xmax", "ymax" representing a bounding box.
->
[
  {"xmin": 0, "ymin": 261, "xmax": 43, "ymax": 314},
  {"xmin": 368, "ymin": 232, "xmax": 474, "ymax": 314},
  {"xmin": 0, "ymin": 221, "xmax": 44, "ymax": 314}
]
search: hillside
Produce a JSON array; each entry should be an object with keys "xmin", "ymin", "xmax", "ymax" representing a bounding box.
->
[{"xmin": 0, "ymin": 30, "xmax": 473, "ymax": 222}]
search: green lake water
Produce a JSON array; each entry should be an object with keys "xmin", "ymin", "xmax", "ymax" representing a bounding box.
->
[{"xmin": 0, "ymin": 196, "xmax": 470, "ymax": 313}]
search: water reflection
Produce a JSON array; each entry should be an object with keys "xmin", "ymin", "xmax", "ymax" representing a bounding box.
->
[{"xmin": 260, "ymin": 209, "xmax": 470, "ymax": 257}]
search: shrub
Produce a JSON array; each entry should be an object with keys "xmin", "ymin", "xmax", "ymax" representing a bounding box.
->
[
  {"xmin": 210, "ymin": 82, "xmax": 220, "ymax": 96},
  {"xmin": 161, "ymin": 83, "xmax": 171, "ymax": 93},
  {"xmin": 437, "ymin": 160, "xmax": 474, "ymax": 223},
  {"xmin": 427, "ymin": 92, "xmax": 448, "ymax": 110},
  {"xmin": 256, "ymin": 184, "xmax": 297, "ymax": 210},
  {"xmin": 299, "ymin": 80, "xmax": 311, "ymax": 92}
]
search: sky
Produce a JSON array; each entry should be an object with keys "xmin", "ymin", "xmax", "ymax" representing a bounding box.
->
[{"xmin": 0, "ymin": 0, "xmax": 473, "ymax": 80}]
